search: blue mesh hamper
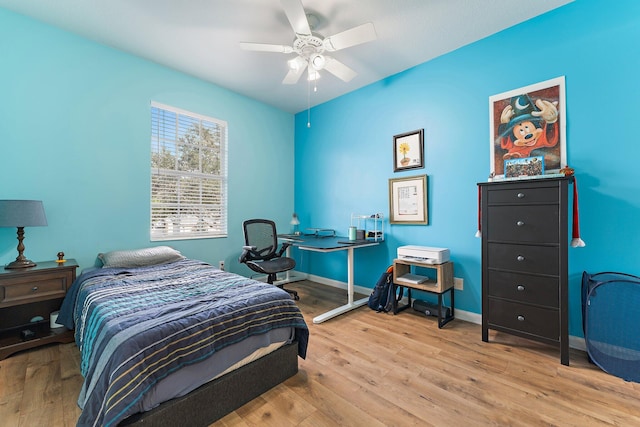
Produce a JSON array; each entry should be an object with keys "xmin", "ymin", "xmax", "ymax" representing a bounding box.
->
[{"xmin": 582, "ymin": 271, "xmax": 640, "ymax": 382}]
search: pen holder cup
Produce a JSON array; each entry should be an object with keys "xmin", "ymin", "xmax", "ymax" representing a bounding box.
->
[{"xmin": 348, "ymin": 226, "xmax": 356, "ymax": 240}]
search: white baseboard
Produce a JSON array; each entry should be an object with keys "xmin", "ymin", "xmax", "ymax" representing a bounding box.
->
[
  {"xmin": 302, "ymin": 271, "xmax": 586, "ymax": 351},
  {"xmin": 305, "ymin": 272, "xmax": 371, "ymax": 295}
]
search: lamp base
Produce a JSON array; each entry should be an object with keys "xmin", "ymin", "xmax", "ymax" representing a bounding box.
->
[{"xmin": 5, "ymin": 259, "xmax": 37, "ymax": 269}]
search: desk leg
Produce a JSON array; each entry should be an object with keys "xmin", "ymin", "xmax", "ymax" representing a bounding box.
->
[
  {"xmin": 313, "ymin": 247, "xmax": 369, "ymax": 324},
  {"xmin": 347, "ymin": 246, "xmax": 354, "ymax": 305},
  {"xmin": 275, "ymin": 245, "xmax": 307, "ymax": 285}
]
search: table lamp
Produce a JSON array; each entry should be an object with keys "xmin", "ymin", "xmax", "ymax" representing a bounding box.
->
[
  {"xmin": 0, "ymin": 200, "xmax": 48, "ymax": 269},
  {"xmin": 290, "ymin": 212, "xmax": 300, "ymax": 235}
]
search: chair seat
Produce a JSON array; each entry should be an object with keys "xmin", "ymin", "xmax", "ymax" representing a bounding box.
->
[{"xmin": 247, "ymin": 257, "xmax": 296, "ymax": 275}]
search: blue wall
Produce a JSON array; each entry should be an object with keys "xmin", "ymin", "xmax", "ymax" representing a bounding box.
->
[
  {"xmin": 2, "ymin": 1, "xmax": 639, "ymax": 339},
  {"xmin": 0, "ymin": 8, "xmax": 295, "ymax": 273},
  {"xmin": 293, "ymin": 0, "xmax": 640, "ymax": 338}
]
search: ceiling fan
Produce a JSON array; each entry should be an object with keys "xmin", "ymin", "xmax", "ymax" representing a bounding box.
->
[{"xmin": 240, "ymin": 0, "xmax": 377, "ymax": 85}]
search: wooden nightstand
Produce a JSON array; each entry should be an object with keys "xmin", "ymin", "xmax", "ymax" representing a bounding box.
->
[{"xmin": 0, "ymin": 259, "xmax": 78, "ymax": 360}]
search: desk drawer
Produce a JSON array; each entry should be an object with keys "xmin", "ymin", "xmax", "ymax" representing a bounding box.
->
[
  {"xmin": 487, "ymin": 243, "xmax": 559, "ymax": 276},
  {"xmin": 487, "ymin": 205, "xmax": 559, "ymax": 244},
  {"xmin": 487, "ymin": 299, "xmax": 559, "ymax": 340},
  {"xmin": 487, "ymin": 270, "xmax": 559, "ymax": 307},
  {"xmin": 0, "ymin": 273, "xmax": 70, "ymax": 307}
]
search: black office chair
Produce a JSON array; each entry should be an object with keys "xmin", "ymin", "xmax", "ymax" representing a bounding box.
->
[{"xmin": 239, "ymin": 219, "xmax": 299, "ymax": 300}]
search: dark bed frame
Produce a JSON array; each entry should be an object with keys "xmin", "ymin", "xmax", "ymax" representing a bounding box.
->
[{"xmin": 119, "ymin": 341, "xmax": 299, "ymax": 426}]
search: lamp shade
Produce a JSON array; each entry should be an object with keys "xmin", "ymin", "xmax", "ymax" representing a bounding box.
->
[
  {"xmin": 290, "ymin": 213, "xmax": 300, "ymax": 225},
  {"xmin": 0, "ymin": 200, "xmax": 48, "ymax": 228}
]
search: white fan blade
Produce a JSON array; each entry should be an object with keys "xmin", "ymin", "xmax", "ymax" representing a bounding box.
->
[
  {"xmin": 323, "ymin": 57, "xmax": 357, "ymax": 82},
  {"xmin": 281, "ymin": 0, "xmax": 311, "ymax": 36},
  {"xmin": 283, "ymin": 64, "xmax": 307, "ymax": 84},
  {"xmin": 323, "ymin": 22, "xmax": 377, "ymax": 52},
  {"xmin": 240, "ymin": 42, "xmax": 293, "ymax": 53}
]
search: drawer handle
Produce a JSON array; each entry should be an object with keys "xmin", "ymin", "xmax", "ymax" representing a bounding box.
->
[
  {"xmin": 516, "ymin": 221, "xmax": 525, "ymax": 227},
  {"xmin": 517, "ymin": 193, "xmax": 525, "ymax": 199},
  {"xmin": 517, "ymin": 285, "xmax": 525, "ymax": 291},
  {"xmin": 517, "ymin": 315, "xmax": 525, "ymax": 322},
  {"xmin": 31, "ymin": 286, "xmax": 39, "ymax": 292},
  {"xmin": 517, "ymin": 255, "xmax": 525, "ymax": 262}
]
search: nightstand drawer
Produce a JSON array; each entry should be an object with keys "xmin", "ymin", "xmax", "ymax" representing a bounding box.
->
[
  {"xmin": 487, "ymin": 205, "xmax": 559, "ymax": 244},
  {"xmin": 487, "ymin": 299, "xmax": 559, "ymax": 340},
  {"xmin": 487, "ymin": 243, "xmax": 559, "ymax": 276},
  {"xmin": 487, "ymin": 270, "xmax": 559, "ymax": 307},
  {"xmin": 0, "ymin": 272, "xmax": 70, "ymax": 307},
  {"xmin": 486, "ymin": 186, "xmax": 559, "ymax": 205}
]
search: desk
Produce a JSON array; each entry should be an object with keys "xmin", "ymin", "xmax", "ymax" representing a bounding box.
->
[{"xmin": 280, "ymin": 234, "xmax": 379, "ymax": 324}]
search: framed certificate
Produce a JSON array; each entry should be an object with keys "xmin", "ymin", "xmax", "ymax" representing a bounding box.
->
[{"xmin": 388, "ymin": 175, "xmax": 428, "ymax": 224}]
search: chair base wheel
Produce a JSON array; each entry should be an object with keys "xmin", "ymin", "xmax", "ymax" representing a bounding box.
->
[{"xmin": 281, "ymin": 287, "xmax": 299, "ymax": 301}]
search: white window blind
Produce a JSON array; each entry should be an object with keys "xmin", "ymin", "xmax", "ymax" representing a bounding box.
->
[{"xmin": 150, "ymin": 102, "xmax": 227, "ymax": 241}]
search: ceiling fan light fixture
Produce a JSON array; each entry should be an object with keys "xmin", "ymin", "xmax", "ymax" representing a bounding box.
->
[
  {"xmin": 307, "ymin": 68, "xmax": 321, "ymax": 81},
  {"xmin": 288, "ymin": 56, "xmax": 307, "ymax": 70},
  {"xmin": 310, "ymin": 54, "xmax": 325, "ymax": 70}
]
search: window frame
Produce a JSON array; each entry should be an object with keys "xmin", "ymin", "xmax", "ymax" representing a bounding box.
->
[{"xmin": 150, "ymin": 101, "xmax": 228, "ymax": 241}]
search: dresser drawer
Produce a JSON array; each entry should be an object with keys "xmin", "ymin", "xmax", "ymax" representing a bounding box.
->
[
  {"xmin": 487, "ymin": 270, "xmax": 559, "ymax": 307},
  {"xmin": 487, "ymin": 243, "xmax": 559, "ymax": 275},
  {"xmin": 486, "ymin": 185, "xmax": 559, "ymax": 206},
  {"xmin": 487, "ymin": 205, "xmax": 559, "ymax": 244},
  {"xmin": 0, "ymin": 272, "xmax": 70, "ymax": 307},
  {"xmin": 487, "ymin": 299, "xmax": 559, "ymax": 340}
]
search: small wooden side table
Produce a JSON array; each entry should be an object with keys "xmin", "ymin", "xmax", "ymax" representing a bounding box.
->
[{"xmin": 392, "ymin": 258, "xmax": 455, "ymax": 328}]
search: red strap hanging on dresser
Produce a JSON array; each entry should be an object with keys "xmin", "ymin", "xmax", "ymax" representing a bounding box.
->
[
  {"xmin": 475, "ymin": 185, "xmax": 481, "ymax": 238},
  {"xmin": 571, "ymin": 177, "xmax": 586, "ymax": 248}
]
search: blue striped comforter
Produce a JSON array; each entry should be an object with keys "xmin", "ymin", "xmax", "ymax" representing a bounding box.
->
[{"xmin": 58, "ymin": 259, "xmax": 308, "ymax": 427}]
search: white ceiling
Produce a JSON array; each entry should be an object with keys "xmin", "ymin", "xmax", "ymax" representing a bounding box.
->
[{"xmin": 0, "ymin": 0, "xmax": 573, "ymax": 114}]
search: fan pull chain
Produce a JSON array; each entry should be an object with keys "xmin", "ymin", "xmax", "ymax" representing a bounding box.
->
[{"xmin": 307, "ymin": 74, "xmax": 311, "ymax": 128}]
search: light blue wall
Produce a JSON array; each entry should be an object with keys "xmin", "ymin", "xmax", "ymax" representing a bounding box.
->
[
  {"xmin": 294, "ymin": 0, "xmax": 640, "ymax": 338},
  {"xmin": 0, "ymin": 8, "xmax": 295, "ymax": 274}
]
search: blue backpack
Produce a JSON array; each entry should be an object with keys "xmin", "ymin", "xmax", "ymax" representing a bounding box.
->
[{"xmin": 368, "ymin": 266, "xmax": 401, "ymax": 312}]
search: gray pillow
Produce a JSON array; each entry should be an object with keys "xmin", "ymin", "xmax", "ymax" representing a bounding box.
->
[{"xmin": 98, "ymin": 246, "xmax": 185, "ymax": 268}]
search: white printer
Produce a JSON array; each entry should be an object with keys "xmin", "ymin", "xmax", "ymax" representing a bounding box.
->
[{"xmin": 397, "ymin": 245, "xmax": 450, "ymax": 264}]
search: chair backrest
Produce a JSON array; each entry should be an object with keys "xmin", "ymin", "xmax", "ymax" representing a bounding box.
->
[{"xmin": 242, "ymin": 219, "xmax": 278, "ymax": 261}]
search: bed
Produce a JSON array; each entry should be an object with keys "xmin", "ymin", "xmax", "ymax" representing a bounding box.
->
[{"xmin": 57, "ymin": 247, "xmax": 309, "ymax": 427}]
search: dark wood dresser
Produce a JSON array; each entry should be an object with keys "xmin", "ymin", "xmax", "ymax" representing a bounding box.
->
[
  {"xmin": 0, "ymin": 259, "xmax": 78, "ymax": 360},
  {"xmin": 479, "ymin": 177, "xmax": 571, "ymax": 365}
]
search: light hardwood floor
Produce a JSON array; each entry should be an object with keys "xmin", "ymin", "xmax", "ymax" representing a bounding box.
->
[{"xmin": 2, "ymin": 280, "xmax": 640, "ymax": 426}]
